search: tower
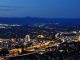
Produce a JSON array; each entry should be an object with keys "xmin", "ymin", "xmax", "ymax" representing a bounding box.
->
[{"xmin": 24, "ymin": 35, "xmax": 30, "ymax": 42}]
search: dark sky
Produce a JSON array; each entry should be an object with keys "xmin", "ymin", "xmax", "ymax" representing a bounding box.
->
[{"xmin": 0, "ymin": 0, "xmax": 80, "ymax": 18}]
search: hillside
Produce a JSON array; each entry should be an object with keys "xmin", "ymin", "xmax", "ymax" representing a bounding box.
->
[{"xmin": 0, "ymin": 17, "xmax": 80, "ymax": 25}]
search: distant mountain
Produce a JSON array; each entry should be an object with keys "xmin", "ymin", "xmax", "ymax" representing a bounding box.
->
[{"xmin": 0, "ymin": 17, "xmax": 80, "ymax": 25}]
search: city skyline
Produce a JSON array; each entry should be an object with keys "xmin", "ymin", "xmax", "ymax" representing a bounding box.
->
[{"xmin": 0, "ymin": 0, "xmax": 80, "ymax": 60}]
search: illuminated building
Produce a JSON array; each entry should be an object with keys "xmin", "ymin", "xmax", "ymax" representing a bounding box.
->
[
  {"xmin": 75, "ymin": 35, "xmax": 80, "ymax": 42},
  {"xmin": 24, "ymin": 35, "xmax": 31, "ymax": 42},
  {"xmin": 20, "ymin": 38, "xmax": 24, "ymax": 42},
  {"xmin": 10, "ymin": 38, "xmax": 16, "ymax": 49},
  {"xmin": 0, "ymin": 39, "xmax": 3, "ymax": 48},
  {"xmin": 37, "ymin": 34, "xmax": 45, "ymax": 39},
  {"xmin": 11, "ymin": 38, "xmax": 16, "ymax": 43},
  {"xmin": 55, "ymin": 33, "xmax": 59, "ymax": 38},
  {"xmin": 37, "ymin": 34, "xmax": 45, "ymax": 42},
  {"xmin": 77, "ymin": 36, "xmax": 80, "ymax": 42}
]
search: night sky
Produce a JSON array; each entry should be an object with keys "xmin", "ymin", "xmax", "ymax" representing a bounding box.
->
[{"xmin": 0, "ymin": 0, "xmax": 80, "ymax": 18}]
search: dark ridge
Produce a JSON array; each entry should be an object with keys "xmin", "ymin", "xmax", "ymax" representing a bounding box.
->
[{"xmin": 0, "ymin": 17, "xmax": 80, "ymax": 25}]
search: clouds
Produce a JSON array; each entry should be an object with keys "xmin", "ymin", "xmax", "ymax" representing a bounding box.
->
[
  {"xmin": 0, "ymin": 5, "xmax": 24, "ymax": 11},
  {"xmin": 0, "ymin": 6, "xmax": 22, "ymax": 8},
  {"xmin": 0, "ymin": 0, "xmax": 80, "ymax": 18},
  {"xmin": 0, "ymin": 0, "xmax": 25, "ymax": 11},
  {"xmin": 0, "ymin": 9, "xmax": 11, "ymax": 11}
]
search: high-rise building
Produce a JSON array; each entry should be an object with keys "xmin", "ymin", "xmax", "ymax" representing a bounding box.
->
[{"xmin": 24, "ymin": 35, "xmax": 30, "ymax": 42}]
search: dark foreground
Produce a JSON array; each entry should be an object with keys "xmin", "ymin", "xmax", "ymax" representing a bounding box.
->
[{"xmin": 4, "ymin": 52, "xmax": 80, "ymax": 60}]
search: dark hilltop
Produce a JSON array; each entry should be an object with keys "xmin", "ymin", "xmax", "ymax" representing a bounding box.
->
[{"xmin": 0, "ymin": 17, "xmax": 80, "ymax": 25}]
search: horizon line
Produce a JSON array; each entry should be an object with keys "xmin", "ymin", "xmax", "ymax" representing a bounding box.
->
[{"xmin": 0, "ymin": 16, "xmax": 80, "ymax": 19}]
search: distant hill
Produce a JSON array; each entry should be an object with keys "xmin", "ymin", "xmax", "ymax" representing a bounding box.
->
[{"xmin": 0, "ymin": 17, "xmax": 80, "ymax": 25}]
